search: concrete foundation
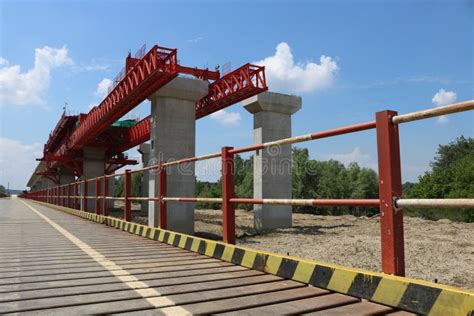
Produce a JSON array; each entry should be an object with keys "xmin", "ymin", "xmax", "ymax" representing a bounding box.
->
[
  {"xmin": 148, "ymin": 77, "xmax": 208, "ymax": 234},
  {"xmin": 243, "ymin": 92, "xmax": 302, "ymax": 232},
  {"xmin": 138, "ymin": 143, "xmax": 151, "ymax": 215},
  {"xmin": 81, "ymin": 147, "xmax": 105, "ymax": 212}
]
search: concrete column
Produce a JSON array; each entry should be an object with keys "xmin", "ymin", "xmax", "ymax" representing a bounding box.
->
[
  {"xmin": 37, "ymin": 177, "xmax": 54, "ymax": 190},
  {"xmin": 138, "ymin": 143, "xmax": 151, "ymax": 215},
  {"xmin": 59, "ymin": 168, "xmax": 75, "ymax": 206},
  {"xmin": 81, "ymin": 147, "xmax": 105, "ymax": 211},
  {"xmin": 148, "ymin": 77, "xmax": 208, "ymax": 234},
  {"xmin": 243, "ymin": 92, "xmax": 302, "ymax": 232}
]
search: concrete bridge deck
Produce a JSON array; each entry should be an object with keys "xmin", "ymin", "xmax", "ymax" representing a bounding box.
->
[{"xmin": 0, "ymin": 198, "xmax": 413, "ymax": 315}]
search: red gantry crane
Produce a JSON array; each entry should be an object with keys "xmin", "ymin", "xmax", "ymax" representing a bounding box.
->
[{"xmin": 38, "ymin": 44, "xmax": 267, "ymax": 182}]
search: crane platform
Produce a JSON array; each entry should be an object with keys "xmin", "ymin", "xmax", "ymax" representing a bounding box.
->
[{"xmin": 0, "ymin": 198, "xmax": 472, "ymax": 315}]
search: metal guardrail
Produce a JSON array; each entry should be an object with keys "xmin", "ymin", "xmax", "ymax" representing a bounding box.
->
[{"xmin": 25, "ymin": 99, "xmax": 474, "ymax": 277}]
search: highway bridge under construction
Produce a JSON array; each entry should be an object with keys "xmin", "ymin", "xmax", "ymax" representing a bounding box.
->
[{"xmin": 3, "ymin": 42, "xmax": 474, "ymax": 314}]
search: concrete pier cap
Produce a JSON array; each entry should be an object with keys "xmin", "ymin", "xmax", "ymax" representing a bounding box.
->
[
  {"xmin": 243, "ymin": 92, "xmax": 302, "ymax": 115},
  {"xmin": 243, "ymin": 91, "xmax": 302, "ymax": 232},
  {"xmin": 148, "ymin": 76, "xmax": 209, "ymax": 234}
]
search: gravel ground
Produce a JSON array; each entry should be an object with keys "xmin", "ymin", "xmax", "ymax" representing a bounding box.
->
[{"xmin": 116, "ymin": 203, "xmax": 474, "ymax": 289}]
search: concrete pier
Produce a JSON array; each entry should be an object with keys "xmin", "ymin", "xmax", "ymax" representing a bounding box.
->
[
  {"xmin": 138, "ymin": 143, "xmax": 151, "ymax": 215},
  {"xmin": 243, "ymin": 92, "xmax": 302, "ymax": 232},
  {"xmin": 81, "ymin": 147, "xmax": 105, "ymax": 211},
  {"xmin": 59, "ymin": 168, "xmax": 75, "ymax": 206},
  {"xmin": 148, "ymin": 77, "xmax": 209, "ymax": 234}
]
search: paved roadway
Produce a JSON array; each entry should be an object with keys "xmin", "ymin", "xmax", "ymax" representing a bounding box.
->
[{"xmin": 0, "ymin": 197, "xmax": 409, "ymax": 315}]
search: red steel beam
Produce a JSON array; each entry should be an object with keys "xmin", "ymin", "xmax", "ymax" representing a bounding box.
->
[
  {"xmin": 54, "ymin": 45, "xmax": 179, "ymax": 158},
  {"xmin": 115, "ymin": 64, "xmax": 268, "ymax": 153},
  {"xmin": 376, "ymin": 110, "xmax": 405, "ymax": 276},
  {"xmin": 124, "ymin": 169, "xmax": 132, "ymax": 221},
  {"xmin": 196, "ymin": 63, "xmax": 267, "ymax": 119},
  {"xmin": 221, "ymin": 146, "xmax": 235, "ymax": 244}
]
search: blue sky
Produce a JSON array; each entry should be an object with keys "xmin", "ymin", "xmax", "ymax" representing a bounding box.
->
[{"xmin": 0, "ymin": 0, "xmax": 473, "ymax": 189}]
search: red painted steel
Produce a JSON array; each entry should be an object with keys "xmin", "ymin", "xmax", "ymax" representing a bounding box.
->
[
  {"xmin": 196, "ymin": 64, "xmax": 267, "ymax": 119},
  {"xmin": 221, "ymin": 147, "xmax": 236, "ymax": 244},
  {"xmin": 95, "ymin": 178, "xmax": 101, "ymax": 215},
  {"xmin": 376, "ymin": 110, "xmax": 405, "ymax": 276},
  {"xmin": 75, "ymin": 182, "xmax": 79, "ymax": 210},
  {"xmin": 69, "ymin": 46, "xmax": 178, "ymax": 151},
  {"xmin": 176, "ymin": 65, "xmax": 220, "ymax": 81},
  {"xmin": 116, "ymin": 64, "xmax": 268, "ymax": 153},
  {"xmin": 158, "ymin": 164, "xmax": 167, "ymax": 229},
  {"xmin": 44, "ymin": 112, "xmax": 78, "ymax": 154},
  {"xmin": 124, "ymin": 170, "xmax": 132, "ymax": 221},
  {"xmin": 83, "ymin": 179, "xmax": 88, "ymax": 212},
  {"xmin": 103, "ymin": 176, "xmax": 109, "ymax": 216},
  {"xmin": 230, "ymin": 121, "xmax": 376, "ymax": 155},
  {"xmin": 68, "ymin": 184, "xmax": 72, "ymax": 208},
  {"xmin": 63, "ymin": 186, "xmax": 66, "ymax": 207}
]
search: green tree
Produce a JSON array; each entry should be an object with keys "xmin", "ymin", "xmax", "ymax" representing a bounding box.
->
[
  {"xmin": 406, "ymin": 136, "xmax": 474, "ymax": 222},
  {"xmin": 0, "ymin": 185, "xmax": 5, "ymax": 195}
]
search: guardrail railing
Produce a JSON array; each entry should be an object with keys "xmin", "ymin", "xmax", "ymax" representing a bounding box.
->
[{"xmin": 24, "ymin": 100, "xmax": 474, "ymax": 277}]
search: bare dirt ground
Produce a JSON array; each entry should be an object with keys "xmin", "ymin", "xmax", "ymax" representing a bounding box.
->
[{"xmin": 115, "ymin": 202, "xmax": 474, "ymax": 290}]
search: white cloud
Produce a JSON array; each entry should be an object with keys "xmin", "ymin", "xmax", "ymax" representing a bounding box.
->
[
  {"xmin": 0, "ymin": 138, "xmax": 42, "ymax": 189},
  {"xmin": 432, "ymin": 88, "xmax": 457, "ymax": 106},
  {"xmin": 432, "ymin": 88, "xmax": 457, "ymax": 124},
  {"xmin": 95, "ymin": 78, "xmax": 112, "ymax": 98},
  {"xmin": 254, "ymin": 42, "xmax": 338, "ymax": 94},
  {"xmin": 210, "ymin": 109, "xmax": 241, "ymax": 126},
  {"xmin": 328, "ymin": 147, "xmax": 370, "ymax": 167},
  {"xmin": 187, "ymin": 36, "xmax": 203, "ymax": 43},
  {"xmin": 0, "ymin": 46, "xmax": 72, "ymax": 106}
]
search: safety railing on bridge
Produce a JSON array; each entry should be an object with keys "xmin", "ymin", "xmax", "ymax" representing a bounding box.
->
[{"xmin": 25, "ymin": 100, "xmax": 474, "ymax": 277}]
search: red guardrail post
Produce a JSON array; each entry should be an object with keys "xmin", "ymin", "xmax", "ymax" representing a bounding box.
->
[
  {"xmin": 83, "ymin": 179, "xmax": 88, "ymax": 212},
  {"xmin": 158, "ymin": 164, "xmax": 167, "ymax": 229},
  {"xmin": 67, "ymin": 184, "xmax": 72, "ymax": 208},
  {"xmin": 376, "ymin": 110, "xmax": 405, "ymax": 276},
  {"xmin": 103, "ymin": 176, "xmax": 109, "ymax": 216},
  {"xmin": 124, "ymin": 170, "xmax": 131, "ymax": 221},
  {"xmin": 221, "ymin": 146, "xmax": 236, "ymax": 244},
  {"xmin": 95, "ymin": 178, "xmax": 101, "ymax": 215},
  {"xmin": 75, "ymin": 182, "xmax": 79, "ymax": 209},
  {"xmin": 62, "ymin": 186, "xmax": 66, "ymax": 206}
]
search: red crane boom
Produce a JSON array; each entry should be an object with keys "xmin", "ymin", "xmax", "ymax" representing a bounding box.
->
[{"xmin": 114, "ymin": 63, "xmax": 267, "ymax": 153}]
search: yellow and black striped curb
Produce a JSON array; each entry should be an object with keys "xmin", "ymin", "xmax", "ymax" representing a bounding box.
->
[{"xmin": 30, "ymin": 201, "xmax": 474, "ymax": 316}]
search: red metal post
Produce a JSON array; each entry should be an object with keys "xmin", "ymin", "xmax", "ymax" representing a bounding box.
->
[
  {"xmin": 68, "ymin": 183, "xmax": 72, "ymax": 208},
  {"xmin": 83, "ymin": 179, "xmax": 88, "ymax": 212},
  {"xmin": 376, "ymin": 110, "xmax": 405, "ymax": 276},
  {"xmin": 103, "ymin": 176, "xmax": 109, "ymax": 216},
  {"xmin": 221, "ymin": 147, "xmax": 236, "ymax": 244},
  {"xmin": 75, "ymin": 182, "xmax": 79, "ymax": 209},
  {"xmin": 158, "ymin": 164, "xmax": 167, "ymax": 229},
  {"xmin": 95, "ymin": 178, "xmax": 101, "ymax": 215},
  {"xmin": 124, "ymin": 170, "xmax": 131, "ymax": 221}
]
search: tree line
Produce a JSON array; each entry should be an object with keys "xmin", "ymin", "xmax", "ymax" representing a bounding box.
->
[{"xmin": 112, "ymin": 136, "xmax": 473, "ymax": 222}]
